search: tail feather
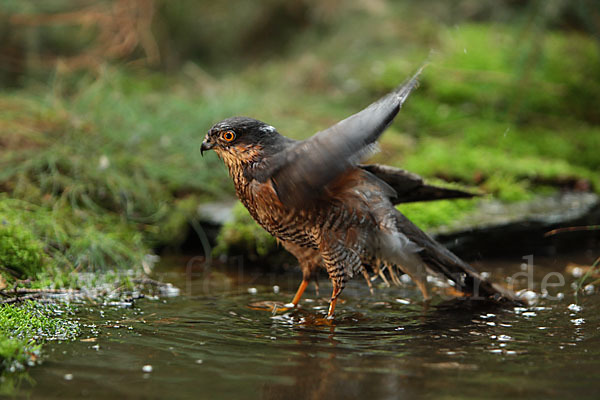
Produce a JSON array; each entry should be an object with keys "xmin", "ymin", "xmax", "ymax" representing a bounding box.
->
[{"xmin": 393, "ymin": 209, "xmax": 521, "ymax": 303}]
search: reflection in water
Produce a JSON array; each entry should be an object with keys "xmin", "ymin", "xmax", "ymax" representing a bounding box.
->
[
  {"xmin": 260, "ymin": 300, "xmax": 517, "ymax": 400},
  {"xmin": 11, "ymin": 255, "xmax": 600, "ymax": 400}
]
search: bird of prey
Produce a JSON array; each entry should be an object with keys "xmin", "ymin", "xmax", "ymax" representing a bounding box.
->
[{"xmin": 201, "ymin": 67, "xmax": 518, "ymax": 319}]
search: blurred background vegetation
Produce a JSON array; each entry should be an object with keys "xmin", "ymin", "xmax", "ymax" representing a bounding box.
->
[{"xmin": 0, "ymin": 0, "xmax": 599, "ymax": 284}]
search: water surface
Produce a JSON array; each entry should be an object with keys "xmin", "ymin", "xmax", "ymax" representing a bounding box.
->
[{"xmin": 15, "ymin": 254, "xmax": 600, "ymax": 399}]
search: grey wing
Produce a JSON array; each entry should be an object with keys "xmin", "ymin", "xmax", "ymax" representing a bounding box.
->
[
  {"xmin": 250, "ymin": 66, "xmax": 425, "ymax": 208},
  {"xmin": 359, "ymin": 164, "xmax": 478, "ymax": 204}
]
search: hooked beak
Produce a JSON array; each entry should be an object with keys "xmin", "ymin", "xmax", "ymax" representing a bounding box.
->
[{"xmin": 200, "ymin": 138, "xmax": 214, "ymax": 156}]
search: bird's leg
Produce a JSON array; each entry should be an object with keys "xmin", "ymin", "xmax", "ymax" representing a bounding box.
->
[
  {"xmin": 361, "ymin": 265, "xmax": 374, "ymax": 295},
  {"xmin": 290, "ymin": 279, "xmax": 309, "ymax": 307},
  {"xmin": 414, "ymin": 277, "xmax": 430, "ymax": 301},
  {"xmin": 327, "ymin": 285, "xmax": 343, "ymax": 319},
  {"xmin": 327, "ymin": 298, "xmax": 337, "ymax": 319},
  {"xmin": 320, "ymin": 238, "xmax": 356, "ymax": 319},
  {"xmin": 396, "ymin": 258, "xmax": 430, "ymax": 302}
]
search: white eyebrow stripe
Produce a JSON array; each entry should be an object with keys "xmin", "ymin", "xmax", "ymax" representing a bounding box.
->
[{"xmin": 260, "ymin": 125, "xmax": 276, "ymax": 133}]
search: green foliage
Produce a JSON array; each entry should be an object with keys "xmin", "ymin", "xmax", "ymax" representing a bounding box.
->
[
  {"xmin": 0, "ymin": 69, "xmax": 242, "ymax": 284},
  {"xmin": 0, "ymin": 301, "xmax": 79, "ymax": 372},
  {"xmin": 0, "ymin": 196, "xmax": 146, "ymax": 278}
]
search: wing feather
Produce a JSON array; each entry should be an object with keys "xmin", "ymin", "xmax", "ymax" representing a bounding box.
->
[
  {"xmin": 359, "ymin": 164, "xmax": 478, "ymax": 204},
  {"xmin": 250, "ymin": 66, "xmax": 425, "ymax": 207}
]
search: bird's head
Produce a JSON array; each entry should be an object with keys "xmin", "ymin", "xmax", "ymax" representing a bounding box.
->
[{"xmin": 202, "ymin": 116, "xmax": 287, "ymax": 170}]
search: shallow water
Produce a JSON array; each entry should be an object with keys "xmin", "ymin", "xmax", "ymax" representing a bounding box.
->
[{"xmin": 13, "ymin": 254, "xmax": 600, "ymax": 399}]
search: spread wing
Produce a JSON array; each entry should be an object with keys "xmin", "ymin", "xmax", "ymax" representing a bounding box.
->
[
  {"xmin": 359, "ymin": 164, "xmax": 478, "ymax": 204},
  {"xmin": 249, "ymin": 66, "xmax": 425, "ymax": 208}
]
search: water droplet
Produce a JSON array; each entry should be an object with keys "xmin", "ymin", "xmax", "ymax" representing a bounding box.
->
[
  {"xmin": 568, "ymin": 303, "xmax": 582, "ymax": 313},
  {"xmin": 517, "ymin": 291, "xmax": 538, "ymax": 304},
  {"xmin": 570, "ymin": 267, "xmax": 584, "ymax": 278}
]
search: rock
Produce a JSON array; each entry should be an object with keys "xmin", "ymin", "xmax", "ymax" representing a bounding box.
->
[
  {"xmin": 433, "ymin": 192, "xmax": 600, "ymax": 257},
  {"xmin": 197, "ymin": 201, "xmax": 236, "ymax": 225}
]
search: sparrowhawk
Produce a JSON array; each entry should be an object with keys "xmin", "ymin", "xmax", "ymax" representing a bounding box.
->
[{"xmin": 201, "ymin": 67, "xmax": 518, "ymax": 319}]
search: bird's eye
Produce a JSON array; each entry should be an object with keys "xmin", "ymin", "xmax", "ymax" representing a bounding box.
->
[{"xmin": 221, "ymin": 130, "xmax": 236, "ymax": 142}]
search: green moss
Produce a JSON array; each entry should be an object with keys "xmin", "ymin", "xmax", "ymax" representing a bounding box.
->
[
  {"xmin": 0, "ymin": 301, "xmax": 79, "ymax": 372},
  {"xmin": 398, "ymin": 198, "xmax": 479, "ymax": 231},
  {"xmin": 0, "ymin": 220, "xmax": 45, "ymax": 279},
  {"xmin": 0, "ymin": 196, "xmax": 146, "ymax": 276}
]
